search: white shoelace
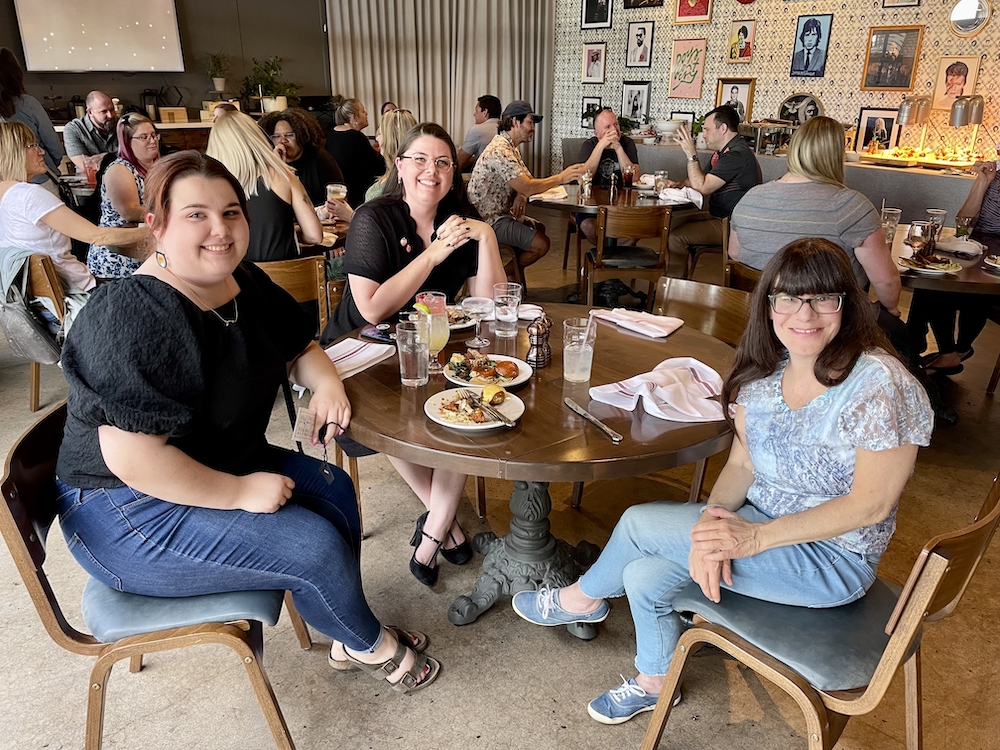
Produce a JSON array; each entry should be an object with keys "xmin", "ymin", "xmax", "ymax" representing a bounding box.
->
[
  {"xmin": 535, "ymin": 587, "xmax": 559, "ymax": 620},
  {"xmin": 608, "ymin": 676, "xmax": 648, "ymax": 703}
]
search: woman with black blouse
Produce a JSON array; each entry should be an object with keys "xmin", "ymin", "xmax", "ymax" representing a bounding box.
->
[
  {"xmin": 259, "ymin": 108, "xmax": 343, "ymax": 206},
  {"xmin": 321, "ymin": 123, "xmax": 505, "ymax": 587},
  {"xmin": 324, "ymin": 96, "xmax": 386, "ymax": 208},
  {"xmin": 54, "ymin": 151, "xmax": 441, "ymax": 692}
]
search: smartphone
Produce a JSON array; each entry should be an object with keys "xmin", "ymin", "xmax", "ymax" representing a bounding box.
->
[{"xmin": 360, "ymin": 325, "xmax": 395, "ymax": 343}]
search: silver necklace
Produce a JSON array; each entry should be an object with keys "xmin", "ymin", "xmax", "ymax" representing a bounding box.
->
[{"xmin": 172, "ymin": 273, "xmax": 239, "ymax": 327}]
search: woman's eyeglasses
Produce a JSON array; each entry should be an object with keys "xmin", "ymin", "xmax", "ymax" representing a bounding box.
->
[
  {"xmin": 768, "ymin": 293, "xmax": 844, "ymax": 315},
  {"xmin": 270, "ymin": 132, "xmax": 296, "ymax": 143},
  {"xmin": 399, "ymin": 154, "xmax": 456, "ymax": 172},
  {"xmin": 25, "ymin": 143, "xmax": 44, "ymax": 153},
  {"xmin": 132, "ymin": 133, "xmax": 161, "ymax": 143}
]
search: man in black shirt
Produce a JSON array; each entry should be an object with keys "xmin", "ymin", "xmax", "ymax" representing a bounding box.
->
[
  {"xmin": 577, "ymin": 108, "xmax": 639, "ymax": 243},
  {"xmin": 665, "ymin": 105, "xmax": 761, "ymax": 276}
]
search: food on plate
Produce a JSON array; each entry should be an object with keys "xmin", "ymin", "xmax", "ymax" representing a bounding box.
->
[
  {"xmin": 447, "ymin": 350, "xmax": 519, "ymax": 385},
  {"xmin": 482, "ymin": 385, "xmax": 506, "ymax": 405},
  {"xmin": 898, "ymin": 255, "xmax": 962, "ymax": 272},
  {"xmin": 438, "ymin": 392, "xmax": 493, "ymax": 425},
  {"xmin": 446, "ymin": 306, "xmax": 473, "ymax": 327},
  {"xmin": 985, "ymin": 254, "xmax": 1000, "ymax": 267}
]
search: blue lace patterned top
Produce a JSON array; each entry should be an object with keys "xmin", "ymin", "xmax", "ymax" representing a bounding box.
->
[
  {"xmin": 87, "ymin": 158, "xmax": 144, "ymax": 279},
  {"xmin": 736, "ymin": 350, "xmax": 933, "ymax": 555}
]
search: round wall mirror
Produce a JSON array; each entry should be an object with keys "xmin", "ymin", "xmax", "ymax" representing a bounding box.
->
[{"xmin": 950, "ymin": 0, "xmax": 992, "ymax": 37}]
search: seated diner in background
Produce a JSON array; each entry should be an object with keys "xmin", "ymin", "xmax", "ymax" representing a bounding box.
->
[
  {"xmin": 87, "ymin": 112, "xmax": 161, "ymax": 280},
  {"xmin": 467, "ymin": 100, "xmax": 586, "ymax": 279},
  {"xmin": 207, "ymin": 111, "xmax": 323, "ymax": 262},
  {"xmin": 665, "ymin": 105, "xmax": 761, "ymax": 277},
  {"xmin": 364, "ymin": 108, "xmax": 418, "ymax": 202},
  {"xmin": 54, "ymin": 150, "xmax": 441, "ymax": 693},
  {"xmin": 456, "ymin": 94, "xmax": 501, "ymax": 171},
  {"xmin": 320, "ymin": 123, "xmax": 506, "ymax": 589},
  {"xmin": 259, "ymin": 108, "xmax": 344, "ymax": 206},
  {"xmin": 729, "ymin": 116, "xmax": 901, "ymax": 320},
  {"xmin": 63, "ymin": 90, "xmax": 119, "ymax": 174},
  {"xmin": 512, "ymin": 238, "xmax": 932, "ymax": 725},
  {"xmin": 325, "ymin": 96, "xmax": 385, "ymax": 208},
  {"xmin": 577, "ymin": 107, "xmax": 639, "ymax": 244},
  {"xmin": 0, "ymin": 47, "xmax": 63, "ymax": 190}
]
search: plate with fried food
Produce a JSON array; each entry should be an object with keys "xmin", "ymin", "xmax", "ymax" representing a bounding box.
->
[
  {"xmin": 443, "ymin": 350, "xmax": 533, "ymax": 387},
  {"xmin": 445, "ymin": 305, "xmax": 475, "ymax": 331},
  {"xmin": 424, "ymin": 386, "xmax": 525, "ymax": 431},
  {"xmin": 898, "ymin": 254, "xmax": 962, "ymax": 275},
  {"xmin": 983, "ymin": 254, "xmax": 1000, "ymax": 270}
]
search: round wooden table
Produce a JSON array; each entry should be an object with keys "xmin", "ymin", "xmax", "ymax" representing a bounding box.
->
[
  {"xmin": 893, "ymin": 225, "xmax": 1000, "ymax": 294},
  {"xmin": 531, "ymin": 184, "xmax": 695, "ymax": 216},
  {"xmin": 339, "ymin": 303, "xmax": 734, "ymax": 629}
]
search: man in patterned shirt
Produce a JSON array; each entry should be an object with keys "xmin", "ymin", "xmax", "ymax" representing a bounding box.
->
[{"xmin": 468, "ymin": 100, "xmax": 586, "ymax": 277}]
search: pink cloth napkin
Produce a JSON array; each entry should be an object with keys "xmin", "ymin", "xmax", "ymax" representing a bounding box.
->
[
  {"xmin": 589, "ymin": 357, "xmax": 725, "ymax": 422},
  {"xmin": 324, "ymin": 339, "xmax": 395, "ymax": 380},
  {"xmin": 590, "ymin": 308, "xmax": 684, "ymax": 338}
]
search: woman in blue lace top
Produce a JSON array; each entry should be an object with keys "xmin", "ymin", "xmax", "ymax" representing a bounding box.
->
[{"xmin": 512, "ymin": 238, "xmax": 933, "ymax": 725}]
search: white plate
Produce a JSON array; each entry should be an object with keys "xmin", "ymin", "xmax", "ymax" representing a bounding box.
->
[
  {"xmin": 424, "ymin": 388, "xmax": 525, "ymax": 430},
  {"xmin": 443, "ymin": 354, "xmax": 533, "ymax": 388},
  {"xmin": 898, "ymin": 262, "xmax": 961, "ymax": 276},
  {"xmin": 634, "ymin": 184, "xmax": 657, "ymax": 193},
  {"xmin": 984, "ymin": 255, "xmax": 1000, "ymax": 269},
  {"xmin": 445, "ymin": 306, "xmax": 475, "ymax": 331}
]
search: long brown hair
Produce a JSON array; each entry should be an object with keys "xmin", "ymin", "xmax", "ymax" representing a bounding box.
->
[
  {"xmin": 143, "ymin": 150, "xmax": 249, "ymax": 233},
  {"xmin": 0, "ymin": 48, "xmax": 27, "ymax": 119},
  {"xmin": 722, "ymin": 238, "xmax": 896, "ymax": 424}
]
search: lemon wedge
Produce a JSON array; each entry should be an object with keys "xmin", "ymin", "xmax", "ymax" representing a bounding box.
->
[
  {"xmin": 482, "ymin": 385, "xmax": 506, "ymax": 405},
  {"xmin": 413, "ymin": 302, "xmax": 431, "ymax": 314}
]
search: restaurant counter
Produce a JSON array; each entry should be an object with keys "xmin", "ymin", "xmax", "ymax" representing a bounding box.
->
[
  {"xmin": 561, "ymin": 138, "xmax": 974, "ymax": 224},
  {"xmin": 54, "ymin": 121, "xmax": 212, "ymax": 153}
]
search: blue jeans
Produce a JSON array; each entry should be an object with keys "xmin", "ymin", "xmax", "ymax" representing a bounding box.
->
[
  {"xmin": 577, "ymin": 502, "xmax": 879, "ymax": 676},
  {"xmin": 55, "ymin": 446, "xmax": 382, "ymax": 651}
]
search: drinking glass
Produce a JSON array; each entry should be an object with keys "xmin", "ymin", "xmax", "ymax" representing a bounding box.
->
[
  {"xmin": 904, "ymin": 221, "xmax": 932, "ymax": 258},
  {"xmin": 492, "ymin": 282, "xmax": 522, "ymax": 339},
  {"xmin": 881, "ymin": 207, "xmax": 902, "ymax": 245},
  {"xmin": 396, "ymin": 318, "xmax": 429, "ymax": 387},
  {"xmin": 926, "ymin": 208, "xmax": 948, "ymax": 229},
  {"xmin": 622, "ymin": 165, "xmax": 635, "ymax": 189},
  {"xmin": 955, "ymin": 216, "xmax": 975, "ymax": 237},
  {"xmin": 653, "ymin": 170, "xmax": 670, "ymax": 193},
  {"xmin": 416, "ymin": 291, "xmax": 448, "ymax": 373},
  {"xmin": 563, "ymin": 317, "xmax": 597, "ymax": 383},
  {"xmin": 462, "ymin": 296, "xmax": 494, "ymax": 348},
  {"xmin": 326, "ymin": 183, "xmax": 348, "ymax": 202},
  {"xmin": 579, "ymin": 170, "xmax": 593, "ymax": 199}
]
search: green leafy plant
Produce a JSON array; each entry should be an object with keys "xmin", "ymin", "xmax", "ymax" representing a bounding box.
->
[
  {"xmin": 206, "ymin": 51, "xmax": 231, "ymax": 79},
  {"xmin": 691, "ymin": 114, "xmax": 707, "ymax": 136},
  {"xmin": 617, "ymin": 115, "xmax": 639, "ymax": 135},
  {"xmin": 239, "ymin": 56, "xmax": 300, "ymax": 103}
]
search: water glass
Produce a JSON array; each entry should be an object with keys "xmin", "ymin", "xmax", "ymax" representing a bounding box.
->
[
  {"xmin": 579, "ymin": 170, "xmax": 593, "ymax": 199},
  {"xmin": 396, "ymin": 319, "xmax": 429, "ymax": 387},
  {"xmin": 955, "ymin": 216, "xmax": 975, "ymax": 237},
  {"xmin": 493, "ymin": 282, "xmax": 522, "ymax": 339},
  {"xmin": 563, "ymin": 317, "xmax": 597, "ymax": 383},
  {"xmin": 653, "ymin": 170, "xmax": 670, "ymax": 193},
  {"xmin": 881, "ymin": 207, "xmax": 902, "ymax": 245},
  {"xmin": 926, "ymin": 208, "xmax": 947, "ymax": 229}
]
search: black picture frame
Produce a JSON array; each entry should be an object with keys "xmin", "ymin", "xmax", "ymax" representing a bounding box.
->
[
  {"xmin": 625, "ymin": 21, "xmax": 655, "ymax": 68},
  {"xmin": 853, "ymin": 107, "xmax": 901, "ymax": 153},
  {"xmin": 581, "ymin": 0, "xmax": 613, "ymax": 29},
  {"xmin": 622, "ymin": 81, "xmax": 651, "ymax": 124},
  {"xmin": 582, "ymin": 96, "xmax": 603, "ymax": 129},
  {"xmin": 625, "ymin": 0, "xmax": 665, "ymax": 8},
  {"xmin": 790, "ymin": 14, "xmax": 833, "ymax": 78},
  {"xmin": 670, "ymin": 111, "xmax": 696, "ymax": 126}
]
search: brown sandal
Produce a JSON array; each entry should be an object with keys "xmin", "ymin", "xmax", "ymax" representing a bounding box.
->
[
  {"xmin": 328, "ymin": 626, "xmax": 429, "ymax": 671},
  {"xmin": 344, "ymin": 635, "xmax": 441, "ymax": 693}
]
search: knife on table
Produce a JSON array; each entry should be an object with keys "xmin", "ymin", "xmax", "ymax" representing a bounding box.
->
[{"xmin": 564, "ymin": 398, "xmax": 624, "ymax": 444}]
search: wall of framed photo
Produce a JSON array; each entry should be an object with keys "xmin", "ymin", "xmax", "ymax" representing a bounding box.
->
[{"xmin": 551, "ymin": 0, "xmax": 999, "ymax": 169}]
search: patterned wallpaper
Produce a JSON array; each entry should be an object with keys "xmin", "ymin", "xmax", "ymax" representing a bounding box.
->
[{"xmin": 550, "ymin": 0, "xmax": 1000, "ymax": 169}]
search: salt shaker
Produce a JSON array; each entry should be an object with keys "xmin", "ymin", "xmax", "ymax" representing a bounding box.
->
[{"xmin": 525, "ymin": 314, "xmax": 552, "ymax": 368}]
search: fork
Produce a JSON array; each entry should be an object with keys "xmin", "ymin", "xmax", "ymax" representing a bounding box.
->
[{"xmin": 457, "ymin": 389, "xmax": 516, "ymax": 428}]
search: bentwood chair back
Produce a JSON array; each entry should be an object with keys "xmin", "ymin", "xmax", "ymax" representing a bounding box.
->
[
  {"xmin": 0, "ymin": 404, "xmax": 308, "ymax": 750},
  {"xmin": 640, "ymin": 471, "xmax": 1000, "ymax": 750},
  {"xmin": 256, "ymin": 256, "xmax": 328, "ymax": 332},
  {"xmin": 687, "ymin": 216, "xmax": 729, "ymax": 280},
  {"xmin": 652, "ymin": 277, "xmax": 751, "ymax": 348},
  {"xmin": 723, "ymin": 260, "xmax": 762, "ymax": 293},
  {"xmin": 584, "ymin": 205, "xmax": 672, "ymax": 311},
  {"xmin": 26, "ymin": 255, "xmax": 66, "ymax": 412}
]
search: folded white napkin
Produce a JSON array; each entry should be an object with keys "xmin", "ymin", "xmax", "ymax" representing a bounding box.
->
[
  {"xmin": 936, "ymin": 235, "xmax": 984, "ymax": 257},
  {"xmin": 529, "ymin": 186, "xmax": 568, "ymax": 202},
  {"xmin": 518, "ymin": 303, "xmax": 544, "ymax": 321},
  {"xmin": 657, "ymin": 186, "xmax": 704, "ymax": 208},
  {"xmin": 590, "ymin": 308, "xmax": 684, "ymax": 338},
  {"xmin": 324, "ymin": 338, "xmax": 395, "ymax": 380},
  {"xmin": 637, "ymin": 173, "xmax": 656, "ymax": 186},
  {"xmin": 589, "ymin": 357, "xmax": 725, "ymax": 422}
]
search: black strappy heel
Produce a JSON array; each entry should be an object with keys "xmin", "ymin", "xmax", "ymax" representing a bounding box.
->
[
  {"xmin": 409, "ymin": 512, "xmax": 442, "ymax": 586},
  {"xmin": 441, "ymin": 523, "xmax": 473, "ymax": 565}
]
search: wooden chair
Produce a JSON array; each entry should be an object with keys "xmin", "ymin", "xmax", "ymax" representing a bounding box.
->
[
  {"xmin": 0, "ymin": 404, "xmax": 312, "ymax": 750},
  {"xmin": 562, "ymin": 215, "xmax": 581, "ymax": 271},
  {"xmin": 687, "ymin": 216, "xmax": 729, "ymax": 280},
  {"xmin": 583, "ymin": 205, "xmax": 673, "ymax": 312},
  {"xmin": 256, "ymin": 256, "xmax": 328, "ymax": 332},
  {"xmin": 724, "ymin": 259, "xmax": 762, "ymax": 293},
  {"xmin": 641, "ymin": 471, "xmax": 1000, "ymax": 750},
  {"xmin": 26, "ymin": 255, "xmax": 66, "ymax": 413}
]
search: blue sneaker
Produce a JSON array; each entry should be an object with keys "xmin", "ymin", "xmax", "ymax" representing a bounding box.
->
[
  {"xmin": 587, "ymin": 677, "xmax": 681, "ymax": 725},
  {"xmin": 511, "ymin": 587, "xmax": 610, "ymax": 626}
]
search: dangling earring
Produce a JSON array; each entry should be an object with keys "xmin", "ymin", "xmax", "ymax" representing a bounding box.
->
[
  {"xmin": 155, "ymin": 251, "xmax": 168, "ymax": 268},
  {"xmin": 397, "ymin": 176, "xmax": 403, "ymax": 185}
]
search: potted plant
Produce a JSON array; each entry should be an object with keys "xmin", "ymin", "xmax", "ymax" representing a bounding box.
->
[
  {"xmin": 617, "ymin": 115, "xmax": 639, "ymax": 135},
  {"xmin": 240, "ymin": 56, "xmax": 300, "ymax": 112},
  {"xmin": 206, "ymin": 51, "xmax": 231, "ymax": 94}
]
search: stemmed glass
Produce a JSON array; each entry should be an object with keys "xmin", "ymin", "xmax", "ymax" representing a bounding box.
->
[
  {"xmin": 904, "ymin": 221, "xmax": 932, "ymax": 258},
  {"xmin": 462, "ymin": 296, "xmax": 494, "ymax": 348},
  {"xmin": 416, "ymin": 291, "xmax": 448, "ymax": 373}
]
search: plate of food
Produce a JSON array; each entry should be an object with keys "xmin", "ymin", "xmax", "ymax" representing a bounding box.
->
[
  {"xmin": 445, "ymin": 305, "xmax": 475, "ymax": 331},
  {"xmin": 443, "ymin": 350, "xmax": 533, "ymax": 387},
  {"xmin": 424, "ymin": 386, "xmax": 525, "ymax": 431},
  {"xmin": 984, "ymin": 254, "xmax": 1000, "ymax": 270},
  {"xmin": 898, "ymin": 255, "xmax": 963, "ymax": 275}
]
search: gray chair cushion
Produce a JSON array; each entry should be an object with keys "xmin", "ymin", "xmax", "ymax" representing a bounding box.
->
[
  {"xmin": 672, "ymin": 578, "xmax": 915, "ymax": 691},
  {"xmin": 82, "ymin": 577, "xmax": 285, "ymax": 643},
  {"xmin": 587, "ymin": 247, "xmax": 660, "ymax": 268}
]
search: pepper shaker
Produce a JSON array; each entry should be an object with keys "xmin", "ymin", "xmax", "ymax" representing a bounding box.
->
[{"xmin": 525, "ymin": 314, "xmax": 552, "ymax": 368}]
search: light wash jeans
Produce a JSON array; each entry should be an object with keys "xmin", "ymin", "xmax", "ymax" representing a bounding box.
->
[
  {"xmin": 55, "ymin": 446, "xmax": 382, "ymax": 651},
  {"xmin": 577, "ymin": 502, "xmax": 879, "ymax": 676}
]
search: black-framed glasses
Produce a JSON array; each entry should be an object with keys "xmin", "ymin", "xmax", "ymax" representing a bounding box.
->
[
  {"xmin": 398, "ymin": 154, "xmax": 456, "ymax": 172},
  {"xmin": 768, "ymin": 293, "xmax": 844, "ymax": 315}
]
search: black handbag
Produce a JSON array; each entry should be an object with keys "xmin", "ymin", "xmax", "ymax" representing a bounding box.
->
[{"xmin": 0, "ymin": 266, "xmax": 61, "ymax": 364}]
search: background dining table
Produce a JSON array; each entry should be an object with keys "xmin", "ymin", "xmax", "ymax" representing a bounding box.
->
[
  {"xmin": 530, "ymin": 184, "xmax": 697, "ymax": 215},
  {"xmin": 892, "ymin": 225, "xmax": 1000, "ymax": 294},
  {"xmin": 337, "ymin": 303, "xmax": 735, "ymax": 633}
]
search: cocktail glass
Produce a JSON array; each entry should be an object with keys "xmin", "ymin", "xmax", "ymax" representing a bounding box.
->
[
  {"xmin": 416, "ymin": 291, "xmax": 448, "ymax": 373},
  {"xmin": 462, "ymin": 296, "xmax": 494, "ymax": 348}
]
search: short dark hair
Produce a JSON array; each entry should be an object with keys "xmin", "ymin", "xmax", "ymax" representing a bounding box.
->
[
  {"xmin": 259, "ymin": 108, "xmax": 323, "ymax": 147},
  {"xmin": 800, "ymin": 18, "xmax": 823, "ymax": 45},
  {"xmin": 500, "ymin": 114, "xmax": 529, "ymax": 132},
  {"xmin": 477, "ymin": 95, "xmax": 501, "ymax": 119},
  {"xmin": 144, "ymin": 150, "xmax": 249, "ymax": 233},
  {"xmin": 722, "ymin": 238, "xmax": 896, "ymax": 426},
  {"xmin": 738, "ymin": 25, "xmax": 749, "ymax": 40},
  {"xmin": 706, "ymin": 105, "xmax": 740, "ymax": 132},
  {"xmin": 946, "ymin": 61, "xmax": 969, "ymax": 78}
]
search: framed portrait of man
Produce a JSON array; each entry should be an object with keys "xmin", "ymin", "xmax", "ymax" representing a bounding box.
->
[
  {"xmin": 728, "ymin": 20, "xmax": 755, "ymax": 64},
  {"xmin": 581, "ymin": 0, "xmax": 612, "ymax": 29},
  {"xmin": 932, "ymin": 55, "xmax": 980, "ymax": 110},
  {"xmin": 853, "ymin": 107, "xmax": 900, "ymax": 153},
  {"xmin": 621, "ymin": 81, "xmax": 651, "ymax": 125},
  {"xmin": 715, "ymin": 78, "xmax": 755, "ymax": 123},
  {"xmin": 674, "ymin": 0, "xmax": 712, "ymax": 25},
  {"xmin": 581, "ymin": 97, "xmax": 603, "ymax": 129},
  {"xmin": 861, "ymin": 26, "xmax": 924, "ymax": 91},
  {"xmin": 582, "ymin": 42, "xmax": 607, "ymax": 84},
  {"xmin": 790, "ymin": 15, "xmax": 832, "ymax": 78},
  {"xmin": 625, "ymin": 21, "xmax": 655, "ymax": 68}
]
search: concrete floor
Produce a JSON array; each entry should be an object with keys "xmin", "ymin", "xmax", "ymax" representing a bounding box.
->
[{"xmin": 1, "ymin": 210, "xmax": 998, "ymax": 750}]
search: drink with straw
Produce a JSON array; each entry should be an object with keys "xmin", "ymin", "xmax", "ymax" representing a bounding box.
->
[{"xmin": 415, "ymin": 291, "xmax": 448, "ymax": 373}]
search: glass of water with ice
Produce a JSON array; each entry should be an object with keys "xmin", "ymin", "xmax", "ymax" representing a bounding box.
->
[
  {"xmin": 563, "ymin": 317, "xmax": 597, "ymax": 383},
  {"xmin": 493, "ymin": 282, "xmax": 522, "ymax": 339}
]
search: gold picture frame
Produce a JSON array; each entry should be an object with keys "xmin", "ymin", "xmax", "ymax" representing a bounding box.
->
[
  {"xmin": 715, "ymin": 77, "xmax": 755, "ymax": 123},
  {"xmin": 861, "ymin": 25, "xmax": 924, "ymax": 92}
]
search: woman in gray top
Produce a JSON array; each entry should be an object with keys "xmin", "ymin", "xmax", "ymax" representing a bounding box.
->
[{"xmin": 729, "ymin": 116, "xmax": 901, "ymax": 319}]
